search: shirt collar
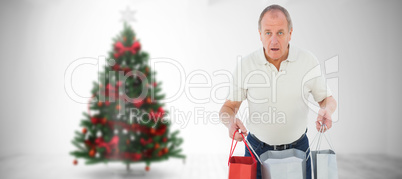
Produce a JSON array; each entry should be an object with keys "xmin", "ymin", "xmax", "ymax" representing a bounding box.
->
[{"xmin": 257, "ymin": 43, "xmax": 298, "ymax": 65}]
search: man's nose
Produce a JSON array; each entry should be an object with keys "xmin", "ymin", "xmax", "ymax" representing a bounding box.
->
[{"xmin": 271, "ymin": 35, "xmax": 279, "ymax": 44}]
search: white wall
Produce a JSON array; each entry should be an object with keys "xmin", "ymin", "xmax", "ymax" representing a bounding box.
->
[
  {"xmin": 0, "ymin": 0, "xmax": 401, "ymax": 158},
  {"xmin": 385, "ymin": 0, "xmax": 402, "ymax": 158}
]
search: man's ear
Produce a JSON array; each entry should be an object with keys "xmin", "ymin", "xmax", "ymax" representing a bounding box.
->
[
  {"xmin": 258, "ymin": 29, "xmax": 262, "ymax": 41},
  {"xmin": 289, "ymin": 28, "xmax": 293, "ymax": 41}
]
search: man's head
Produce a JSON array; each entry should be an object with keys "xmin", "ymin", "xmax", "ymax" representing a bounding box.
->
[{"xmin": 258, "ymin": 5, "xmax": 293, "ymax": 61}]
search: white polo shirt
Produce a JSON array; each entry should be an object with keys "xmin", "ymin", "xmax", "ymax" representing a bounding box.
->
[{"xmin": 227, "ymin": 44, "xmax": 332, "ymax": 145}]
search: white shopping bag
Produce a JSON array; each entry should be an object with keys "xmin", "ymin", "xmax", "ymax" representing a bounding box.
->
[
  {"xmin": 260, "ymin": 148, "xmax": 306, "ymax": 179},
  {"xmin": 309, "ymin": 125, "xmax": 338, "ymax": 179}
]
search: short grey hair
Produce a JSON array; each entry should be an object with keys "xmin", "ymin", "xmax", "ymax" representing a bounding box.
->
[{"xmin": 258, "ymin": 4, "xmax": 293, "ymax": 31}]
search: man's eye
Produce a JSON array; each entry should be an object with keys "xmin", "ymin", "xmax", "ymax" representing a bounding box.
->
[
  {"xmin": 266, "ymin": 32, "xmax": 271, "ymax": 35},
  {"xmin": 278, "ymin": 32, "xmax": 283, "ymax": 35}
]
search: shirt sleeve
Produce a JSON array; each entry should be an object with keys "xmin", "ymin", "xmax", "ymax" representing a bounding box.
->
[
  {"xmin": 306, "ymin": 58, "xmax": 333, "ymax": 102},
  {"xmin": 226, "ymin": 62, "xmax": 247, "ymax": 102}
]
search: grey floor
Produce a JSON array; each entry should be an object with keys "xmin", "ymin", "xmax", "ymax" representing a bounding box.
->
[{"xmin": 0, "ymin": 153, "xmax": 401, "ymax": 179}]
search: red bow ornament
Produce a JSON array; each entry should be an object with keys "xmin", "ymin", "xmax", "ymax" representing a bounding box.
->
[
  {"xmin": 140, "ymin": 138, "xmax": 153, "ymax": 146},
  {"xmin": 95, "ymin": 135, "xmax": 120, "ymax": 154},
  {"xmin": 149, "ymin": 107, "xmax": 165, "ymax": 122},
  {"xmin": 133, "ymin": 98, "xmax": 144, "ymax": 108},
  {"xmin": 114, "ymin": 41, "xmax": 141, "ymax": 59}
]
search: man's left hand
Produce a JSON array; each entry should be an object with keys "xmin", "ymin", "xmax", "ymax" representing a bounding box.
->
[{"xmin": 316, "ymin": 108, "xmax": 332, "ymax": 132}]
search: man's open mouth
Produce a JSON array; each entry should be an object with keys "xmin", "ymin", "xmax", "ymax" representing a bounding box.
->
[{"xmin": 271, "ymin": 48, "xmax": 280, "ymax": 51}]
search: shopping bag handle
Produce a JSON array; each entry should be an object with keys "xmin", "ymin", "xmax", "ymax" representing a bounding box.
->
[
  {"xmin": 228, "ymin": 131, "xmax": 239, "ymax": 165},
  {"xmin": 244, "ymin": 137, "xmax": 263, "ymax": 164},
  {"xmin": 306, "ymin": 125, "xmax": 324, "ymax": 160},
  {"xmin": 228, "ymin": 130, "xmax": 257, "ymax": 166},
  {"xmin": 316, "ymin": 125, "xmax": 335, "ymax": 152},
  {"xmin": 306, "ymin": 125, "xmax": 335, "ymax": 160}
]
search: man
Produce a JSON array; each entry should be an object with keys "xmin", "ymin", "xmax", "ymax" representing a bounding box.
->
[{"xmin": 219, "ymin": 4, "xmax": 337, "ymax": 179}]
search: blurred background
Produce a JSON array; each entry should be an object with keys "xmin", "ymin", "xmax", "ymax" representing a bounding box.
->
[{"xmin": 1, "ymin": 0, "xmax": 402, "ymax": 178}]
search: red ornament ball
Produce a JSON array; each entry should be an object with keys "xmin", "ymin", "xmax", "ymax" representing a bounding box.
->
[
  {"xmin": 150, "ymin": 128, "xmax": 156, "ymax": 135},
  {"xmin": 133, "ymin": 99, "xmax": 144, "ymax": 108},
  {"xmin": 82, "ymin": 128, "xmax": 87, "ymax": 134},
  {"xmin": 89, "ymin": 149, "xmax": 96, "ymax": 157},
  {"xmin": 73, "ymin": 159, "xmax": 78, "ymax": 165},
  {"xmin": 145, "ymin": 166, "xmax": 150, "ymax": 171},
  {"xmin": 140, "ymin": 138, "xmax": 146, "ymax": 146},
  {"xmin": 112, "ymin": 64, "xmax": 120, "ymax": 71},
  {"xmin": 146, "ymin": 97, "xmax": 152, "ymax": 104},
  {"xmin": 101, "ymin": 117, "xmax": 107, "ymax": 125},
  {"xmin": 91, "ymin": 117, "xmax": 96, "ymax": 124},
  {"xmin": 162, "ymin": 148, "xmax": 168, "ymax": 154}
]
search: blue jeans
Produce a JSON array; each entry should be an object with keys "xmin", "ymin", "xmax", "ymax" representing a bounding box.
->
[{"xmin": 244, "ymin": 131, "xmax": 311, "ymax": 179}]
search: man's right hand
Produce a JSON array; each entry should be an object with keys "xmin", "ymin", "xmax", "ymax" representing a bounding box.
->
[
  {"xmin": 229, "ymin": 118, "xmax": 248, "ymax": 141},
  {"xmin": 219, "ymin": 100, "xmax": 246, "ymax": 141}
]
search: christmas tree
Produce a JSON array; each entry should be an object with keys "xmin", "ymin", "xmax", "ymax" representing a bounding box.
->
[{"xmin": 70, "ymin": 23, "xmax": 184, "ymax": 171}]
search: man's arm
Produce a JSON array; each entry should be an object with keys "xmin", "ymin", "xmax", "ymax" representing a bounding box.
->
[
  {"xmin": 219, "ymin": 100, "xmax": 248, "ymax": 141},
  {"xmin": 316, "ymin": 96, "xmax": 337, "ymax": 132}
]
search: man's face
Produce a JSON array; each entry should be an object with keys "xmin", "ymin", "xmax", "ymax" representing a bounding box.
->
[{"xmin": 259, "ymin": 10, "xmax": 292, "ymax": 61}]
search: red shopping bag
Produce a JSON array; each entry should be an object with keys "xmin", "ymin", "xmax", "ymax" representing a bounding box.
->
[{"xmin": 228, "ymin": 131, "xmax": 257, "ymax": 179}]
